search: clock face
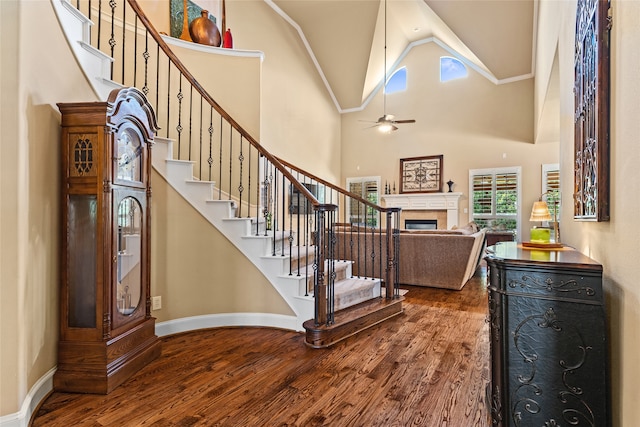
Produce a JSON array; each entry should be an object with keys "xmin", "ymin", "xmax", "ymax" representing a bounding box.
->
[{"xmin": 116, "ymin": 128, "xmax": 142, "ymax": 182}]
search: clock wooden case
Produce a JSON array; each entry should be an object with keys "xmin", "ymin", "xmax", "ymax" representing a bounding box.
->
[{"xmin": 54, "ymin": 87, "xmax": 161, "ymax": 394}]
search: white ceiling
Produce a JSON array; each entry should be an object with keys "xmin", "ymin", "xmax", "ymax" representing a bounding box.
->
[{"xmin": 268, "ymin": 0, "xmax": 536, "ymax": 112}]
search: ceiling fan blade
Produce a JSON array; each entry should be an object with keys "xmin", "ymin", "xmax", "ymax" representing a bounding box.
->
[
  {"xmin": 363, "ymin": 124, "xmax": 381, "ymax": 129},
  {"xmin": 394, "ymin": 119, "xmax": 416, "ymax": 124}
]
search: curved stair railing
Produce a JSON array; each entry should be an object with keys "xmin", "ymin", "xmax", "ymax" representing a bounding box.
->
[{"xmin": 60, "ymin": 0, "xmax": 401, "ymax": 333}]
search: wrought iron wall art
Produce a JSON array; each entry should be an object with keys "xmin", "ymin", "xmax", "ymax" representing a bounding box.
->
[
  {"xmin": 574, "ymin": 0, "xmax": 612, "ymax": 221},
  {"xmin": 400, "ymin": 155, "xmax": 443, "ymax": 194}
]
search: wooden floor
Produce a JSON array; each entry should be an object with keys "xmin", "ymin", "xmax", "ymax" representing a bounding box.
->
[{"xmin": 32, "ymin": 266, "xmax": 490, "ymax": 427}]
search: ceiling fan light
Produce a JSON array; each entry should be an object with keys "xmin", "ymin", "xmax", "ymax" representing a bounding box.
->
[{"xmin": 378, "ymin": 123, "xmax": 394, "ymax": 133}]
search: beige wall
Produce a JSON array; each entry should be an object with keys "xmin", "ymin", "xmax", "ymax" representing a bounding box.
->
[
  {"xmin": 151, "ymin": 171, "xmax": 292, "ymax": 321},
  {"xmin": 341, "ymin": 41, "xmax": 559, "ymax": 239},
  {"xmin": 229, "ymin": 1, "xmax": 342, "ymax": 182},
  {"xmin": 1, "ymin": 0, "xmax": 98, "ymax": 415},
  {"xmin": 541, "ymin": 1, "xmax": 640, "ymax": 424}
]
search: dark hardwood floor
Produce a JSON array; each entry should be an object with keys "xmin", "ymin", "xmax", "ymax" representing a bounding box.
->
[{"xmin": 32, "ymin": 266, "xmax": 490, "ymax": 426}]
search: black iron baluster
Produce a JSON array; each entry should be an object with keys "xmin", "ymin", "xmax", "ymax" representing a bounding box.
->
[
  {"xmin": 281, "ymin": 173, "xmax": 286, "ymax": 257},
  {"xmin": 176, "ymin": 75, "xmax": 183, "ymax": 158},
  {"xmin": 271, "ymin": 164, "xmax": 277, "ymax": 255},
  {"xmin": 227, "ymin": 127, "xmax": 233, "ymax": 201},
  {"xmin": 188, "ymin": 86, "xmax": 193, "ymax": 162},
  {"xmin": 378, "ymin": 213, "xmax": 383, "ymax": 288},
  {"xmin": 142, "ymin": 29, "xmax": 150, "ymax": 96},
  {"xmin": 207, "ymin": 107, "xmax": 213, "ymax": 182},
  {"xmin": 165, "ymin": 60, "xmax": 170, "ymax": 138},
  {"xmin": 133, "ymin": 15, "xmax": 138, "ymax": 88},
  {"xmin": 238, "ymin": 135, "xmax": 244, "ymax": 218},
  {"xmin": 253, "ymin": 153, "xmax": 260, "ymax": 235},
  {"xmin": 97, "ymin": 0, "xmax": 102, "ymax": 49},
  {"xmin": 363, "ymin": 209, "xmax": 368, "ymax": 278},
  {"xmin": 246, "ymin": 143, "xmax": 252, "ymax": 218},
  {"xmin": 197, "ymin": 95, "xmax": 202, "ymax": 178},
  {"xmin": 121, "ymin": 1, "xmax": 125, "ymax": 84},
  {"xmin": 218, "ymin": 115, "xmax": 223, "ymax": 200},
  {"xmin": 109, "ymin": 0, "xmax": 116, "ymax": 79}
]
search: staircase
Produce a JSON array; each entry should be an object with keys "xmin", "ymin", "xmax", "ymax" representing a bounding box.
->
[
  {"xmin": 152, "ymin": 135, "xmax": 383, "ymax": 330},
  {"xmin": 51, "ymin": 0, "xmax": 403, "ymax": 345}
]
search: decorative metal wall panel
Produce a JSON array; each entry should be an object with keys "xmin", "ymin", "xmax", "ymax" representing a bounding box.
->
[{"xmin": 574, "ymin": 0, "xmax": 611, "ymax": 221}]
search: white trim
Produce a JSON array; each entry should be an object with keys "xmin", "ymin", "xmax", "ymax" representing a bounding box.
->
[
  {"xmin": 155, "ymin": 313, "xmax": 300, "ymax": 337},
  {"xmin": 162, "ymin": 35, "xmax": 264, "ymax": 60},
  {"xmin": 0, "ymin": 368, "xmax": 55, "ymax": 427},
  {"xmin": 381, "ymin": 192, "xmax": 462, "ymax": 229}
]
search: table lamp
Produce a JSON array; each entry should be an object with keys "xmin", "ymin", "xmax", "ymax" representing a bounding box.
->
[{"xmin": 529, "ymin": 200, "xmax": 552, "ymax": 243}]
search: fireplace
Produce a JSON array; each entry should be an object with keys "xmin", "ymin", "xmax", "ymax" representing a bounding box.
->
[
  {"xmin": 382, "ymin": 192, "xmax": 462, "ymax": 230},
  {"xmin": 405, "ymin": 219, "xmax": 437, "ymax": 230}
]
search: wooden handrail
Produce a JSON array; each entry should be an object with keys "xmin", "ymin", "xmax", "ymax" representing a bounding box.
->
[
  {"xmin": 126, "ymin": 0, "xmax": 319, "ymax": 205},
  {"xmin": 276, "ymin": 156, "xmax": 397, "ymax": 215}
]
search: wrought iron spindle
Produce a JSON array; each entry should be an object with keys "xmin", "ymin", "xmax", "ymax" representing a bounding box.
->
[
  {"xmin": 109, "ymin": 0, "xmax": 116, "ymax": 79},
  {"xmin": 238, "ymin": 135, "xmax": 244, "ymax": 217},
  {"xmin": 228, "ymin": 128, "xmax": 232, "ymax": 201},
  {"xmin": 121, "ymin": 1, "xmax": 126, "ymax": 83},
  {"xmin": 218, "ymin": 115, "xmax": 223, "ymax": 200}
]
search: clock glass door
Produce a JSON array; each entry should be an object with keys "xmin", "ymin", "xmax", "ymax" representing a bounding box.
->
[{"xmin": 116, "ymin": 195, "xmax": 143, "ymax": 317}]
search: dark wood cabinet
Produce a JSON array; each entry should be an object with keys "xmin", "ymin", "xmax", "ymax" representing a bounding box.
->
[
  {"xmin": 54, "ymin": 87, "xmax": 161, "ymax": 394},
  {"xmin": 485, "ymin": 231, "xmax": 515, "ymax": 247},
  {"xmin": 485, "ymin": 242, "xmax": 611, "ymax": 426}
]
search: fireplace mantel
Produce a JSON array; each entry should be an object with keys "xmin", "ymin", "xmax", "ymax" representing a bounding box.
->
[{"xmin": 382, "ymin": 192, "xmax": 462, "ymax": 229}]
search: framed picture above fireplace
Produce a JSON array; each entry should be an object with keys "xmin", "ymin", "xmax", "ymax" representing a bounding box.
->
[{"xmin": 400, "ymin": 155, "xmax": 443, "ymax": 194}]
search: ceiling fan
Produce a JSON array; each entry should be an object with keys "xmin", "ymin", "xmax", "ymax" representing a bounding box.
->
[{"xmin": 363, "ymin": 0, "xmax": 416, "ymax": 133}]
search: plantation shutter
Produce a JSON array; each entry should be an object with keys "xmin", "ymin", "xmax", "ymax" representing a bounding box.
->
[
  {"xmin": 346, "ymin": 177, "xmax": 380, "ymax": 226},
  {"xmin": 543, "ymin": 164, "xmax": 561, "ymax": 219},
  {"xmin": 495, "ymin": 172, "xmax": 518, "ymax": 216},
  {"xmin": 472, "ymin": 174, "xmax": 493, "ymax": 215}
]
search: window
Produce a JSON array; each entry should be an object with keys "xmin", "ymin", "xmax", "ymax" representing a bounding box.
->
[
  {"xmin": 385, "ymin": 67, "xmax": 406, "ymax": 94},
  {"xmin": 440, "ymin": 56, "xmax": 468, "ymax": 82},
  {"xmin": 542, "ymin": 163, "xmax": 560, "ymax": 221},
  {"xmin": 469, "ymin": 167, "xmax": 522, "ymax": 239},
  {"xmin": 346, "ymin": 176, "xmax": 380, "ymax": 227}
]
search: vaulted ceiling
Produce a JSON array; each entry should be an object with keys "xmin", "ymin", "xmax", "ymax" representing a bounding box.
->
[{"xmin": 268, "ymin": 0, "xmax": 536, "ymax": 112}]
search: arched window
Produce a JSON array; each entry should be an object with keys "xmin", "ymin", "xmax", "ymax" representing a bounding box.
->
[
  {"xmin": 385, "ymin": 67, "xmax": 407, "ymax": 94},
  {"xmin": 440, "ymin": 56, "xmax": 467, "ymax": 82}
]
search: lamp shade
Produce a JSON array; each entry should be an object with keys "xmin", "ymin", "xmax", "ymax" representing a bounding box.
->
[{"xmin": 530, "ymin": 200, "xmax": 552, "ymax": 222}]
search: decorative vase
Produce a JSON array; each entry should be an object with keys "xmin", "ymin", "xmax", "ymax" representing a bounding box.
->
[
  {"xmin": 223, "ymin": 28, "xmax": 233, "ymax": 48},
  {"xmin": 189, "ymin": 10, "xmax": 221, "ymax": 47},
  {"xmin": 446, "ymin": 180, "xmax": 454, "ymax": 192}
]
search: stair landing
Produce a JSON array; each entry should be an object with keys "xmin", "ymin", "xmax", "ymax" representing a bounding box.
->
[{"xmin": 303, "ymin": 295, "xmax": 404, "ymax": 348}]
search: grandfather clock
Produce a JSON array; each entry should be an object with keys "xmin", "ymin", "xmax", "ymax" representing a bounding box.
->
[{"xmin": 54, "ymin": 87, "xmax": 161, "ymax": 394}]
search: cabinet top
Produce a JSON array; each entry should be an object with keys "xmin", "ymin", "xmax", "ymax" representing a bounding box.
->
[{"xmin": 485, "ymin": 242, "xmax": 602, "ymax": 272}]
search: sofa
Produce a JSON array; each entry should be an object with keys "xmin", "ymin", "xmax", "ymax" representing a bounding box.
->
[{"xmin": 332, "ymin": 224, "xmax": 486, "ymax": 291}]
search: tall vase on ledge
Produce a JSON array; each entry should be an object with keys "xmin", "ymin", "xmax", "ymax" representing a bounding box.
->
[{"xmin": 189, "ymin": 10, "xmax": 221, "ymax": 47}]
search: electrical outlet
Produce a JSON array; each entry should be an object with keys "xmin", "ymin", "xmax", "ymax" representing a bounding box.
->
[{"xmin": 152, "ymin": 296, "xmax": 162, "ymax": 310}]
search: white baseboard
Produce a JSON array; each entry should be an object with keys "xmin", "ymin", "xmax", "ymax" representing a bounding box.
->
[
  {"xmin": 0, "ymin": 368, "xmax": 55, "ymax": 427},
  {"xmin": 155, "ymin": 312, "xmax": 300, "ymax": 337}
]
